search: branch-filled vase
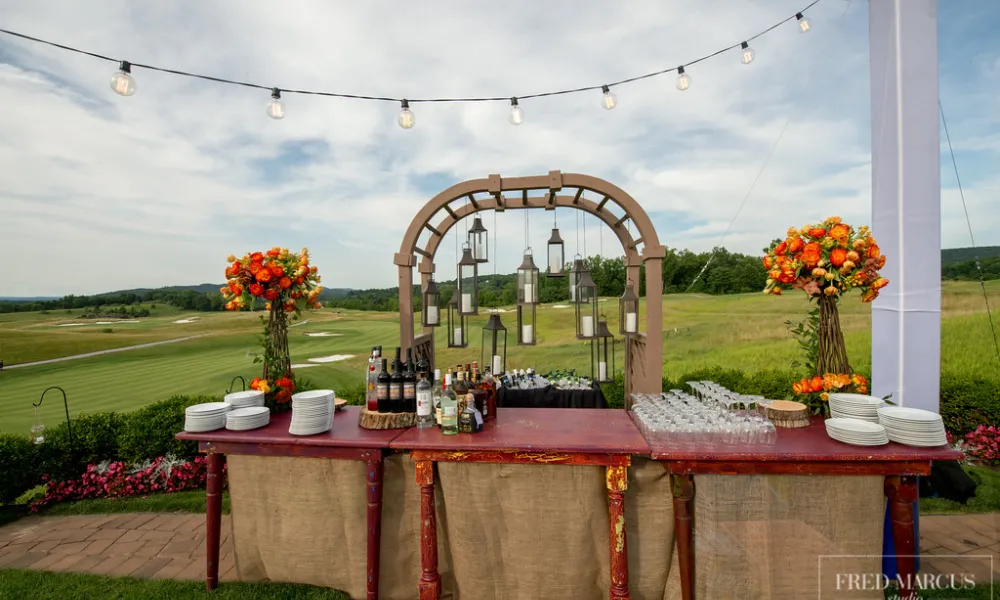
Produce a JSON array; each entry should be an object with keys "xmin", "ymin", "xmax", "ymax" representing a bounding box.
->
[{"xmin": 816, "ymin": 295, "xmax": 851, "ymax": 377}]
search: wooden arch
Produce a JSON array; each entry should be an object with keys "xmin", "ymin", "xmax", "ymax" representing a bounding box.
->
[{"xmin": 395, "ymin": 170, "xmax": 665, "ymax": 400}]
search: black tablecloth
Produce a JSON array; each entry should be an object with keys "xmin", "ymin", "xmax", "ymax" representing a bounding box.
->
[{"xmin": 496, "ymin": 384, "xmax": 607, "ymax": 409}]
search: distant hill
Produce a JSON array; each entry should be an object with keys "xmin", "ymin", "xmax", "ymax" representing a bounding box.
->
[
  {"xmin": 942, "ymin": 246, "xmax": 1000, "ymax": 265},
  {"xmin": 105, "ymin": 284, "xmax": 352, "ymax": 299},
  {"xmin": 0, "ymin": 296, "xmax": 60, "ymax": 302}
]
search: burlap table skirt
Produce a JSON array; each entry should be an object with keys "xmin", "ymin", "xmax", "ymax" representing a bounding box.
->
[{"xmin": 226, "ymin": 454, "xmax": 883, "ymax": 599}]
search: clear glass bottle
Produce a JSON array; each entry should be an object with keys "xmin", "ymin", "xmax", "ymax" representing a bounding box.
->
[
  {"xmin": 441, "ymin": 374, "xmax": 459, "ymax": 435},
  {"xmin": 434, "ymin": 369, "xmax": 443, "ymax": 426},
  {"xmin": 458, "ymin": 393, "xmax": 476, "ymax": 433},
  {"xmin": 416, "ymin": 369, "xmax": 434, "ymax": 429}
]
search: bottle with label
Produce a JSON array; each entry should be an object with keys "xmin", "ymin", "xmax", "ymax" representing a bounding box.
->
[
  {"xmin": 403, "ymin": 349, "xmax": 417, "ymax": 413},
  {"xmin": 390, "ymin": 347, "xmax": 404, "ymax": 413},
  {"xmin": 366, "ymin": 346, "xmax": 379, "ymax": 411},
  {"xmin": 416, "ymin": 369, "xmax": 434, "ymax": 428},
  {"xmin": 441, "ymin": 375, "xmax": 459, "ymax": 435},
  {"xmin": 458, "ymin": 393, "xmax": 483, "ymax": 433},
  {"xmin": 376, "ymin": 358, "xmax": 391, "ymax": 413},
  {"xmin": 482, "ymin": 368, "xmax": 497, "ymax": 420},
  {"xmin": 470, "ymin": 365, "xmax": 488, "ymax": 418},
  {"xmin": 417, "ymin": 353, "xmax": 430, "ymax": 383},
  {"xmin": 454, "ymin": 366, "xmax": 469, "ymax": 412},
  {"xmin": 434, "ymin": 369, "xmax": 443, "ymax": 426}
]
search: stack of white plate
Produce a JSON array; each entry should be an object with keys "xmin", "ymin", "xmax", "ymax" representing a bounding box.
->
[
  {"xmin": 824, "ymin": 417, "xmax": 890, "ymax": 446},
  {"xmin": 829, "ymin": 393, "xmax": 885, "ymax": 423},
  {"xmin": 224, "ymin": 390, "xmax": 265, "ymax": 409},
  {"xmin": 877, "ymin": 406, "xmax": 948, "ymax": 447},
  {"xmin": 289, "ymin": 390, "xmax": 336, "ymax": 436},
  {"xmin": 226, "ymin": 406, "xmax": 271, "ymax": 431},
  {"xmin": 184, "ymin": 402, "xmax": 233, "ymax": 432}
]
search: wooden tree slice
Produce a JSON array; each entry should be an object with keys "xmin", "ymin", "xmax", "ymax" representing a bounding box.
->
[
  {"xmin": 765, "ymin": 400, "xmax": 811, "ymax": 429},
  {"xmin": 358, "ymin": 408, "xmax": 416, "ymax": 430}
]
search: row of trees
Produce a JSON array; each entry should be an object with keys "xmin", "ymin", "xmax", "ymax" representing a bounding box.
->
[{"xmin": 0, "ymin": 288, "xmax": 228, "ymax": 314}]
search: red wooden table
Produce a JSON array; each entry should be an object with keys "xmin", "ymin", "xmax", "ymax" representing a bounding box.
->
[
  {"xmin": 645, "ymin": 417, "xmax": 961, "ymax": 600},
  {"xmin": 175, "ymin": 406, "xmax": 406, "ymax": 599},
  {"xmin": 390, "ymin": 407, "xmax": 649, "ymax": 600}
]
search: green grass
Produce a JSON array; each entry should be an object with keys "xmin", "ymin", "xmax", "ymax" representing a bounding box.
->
[
  {"xmin": 2, "ymin": 281, "xmax": 1000, "ymax": 434},
  {"xmin": 0, "ymin": 570, "xmax": 348, "ymax": 599},
  {"xmin": 920, "ymin": 466, "xmax": 1000, "ymax": 515},
  {"xmin": 40, "ymin": 490, "xmax": 231, "ymax": 516}
]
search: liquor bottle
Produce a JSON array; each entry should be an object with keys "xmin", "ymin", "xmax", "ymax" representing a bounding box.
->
[
  {"xmin": 483, "ymin": 367, "xmax": 497, "ymax": 420},
  {"xmin": 433, "ymin": 369, "xmax": 443, "ymax": 426},
  {"xmin": 365, "ymin": 346, "xmax": 378, "ymax": 411},
  {"xmin": 470, "ymin": 364, "xmax": 488, "ymax": 419},
  {"xmin": 454, "ymin": 366, "xmax": 469, "ymax": 412},
  {"xmin": 441, "ymin": 374, "xmax": 459, "ymax": 435},
  {"xmin": 403, "ymin": 349, "xmax": 417, "ymax": 413},
  {"xmin": 390, "ymin": 347, "xmax": 404, "ymax": 413},
  {"xmin": 417, "ymin": 353, "xmax": 430, "ymax": 383},
  {"xmin": 458, "ymin": 393, "xmax": 475, "ymax": 433},
  {"xmin": 376, "ymin": 358, "xmax": 391, "ymax": 413},
  {"xmin": 416, "ymin": 369, "xmax": 434, "ymax": 428}
]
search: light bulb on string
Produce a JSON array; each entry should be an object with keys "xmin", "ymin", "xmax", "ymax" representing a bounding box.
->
[
  {"xmin": 796, "ymin": 13, "xmax": 811, "ymax": 33},
  {"xmin": 266, "ymin": 88, "xmax": 285, "ymax": 120},
  {"xmin": 601, "ymin": 85, "xmax": 617, "ymax": 110},
  {"xmin": 398, "ymin": 99, "xmax": 415, "ymax": 129},
  {"xmin": 740, "ymin": 41, "xmax": 755, "ymax": 65},
  {"xmin": 509, "ymin": 97, "xmax": 523, "ymax": 126},
  {"xmin": 109, "ymin": 61, "xmax": 137, "ymax": 96},
  {"xmin": 675, "ymin": 66, "xmax": 691, "ymax": 91}
]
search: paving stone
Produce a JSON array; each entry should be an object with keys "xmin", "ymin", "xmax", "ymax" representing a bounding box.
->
[
  {"xmin": 160, "ymin": 539, "xmax": 201, "ymax": 559},
  {"xmin": 28, "ymin": 540, "xmax": 62, "ymax": 553},
  {"xmin": 177, "ymin": 557, "xmax": 206, "ymax": 581},
  {"xmin": 26, "ymin": 552, "xmax": 73, "ymax": 571},
  {"xmin": 2, "ymin": 552, "xmax": 51, "ymax": 570},
  {"xmin": 84, "ymin": 537, "xmax": 117, "ymax": 555},
  {"xmin": 119, "ymin": 514, "xmax": 158, "ymax": 530},
  {"xmin": 115, "ymin": 528, "xmax": 146, "ymax": 544},
  {"xmin": 49, "ymin": 540, "xmax": 93, "ymax": 555},
  {"xmin": 87, "ymin": 555, "xmax": 126, "ymax": 576},
  {"xmin": 130, "ymin": 556, "xmax": 173, "ymax": 579},
  {"xmin": 137, "ymin": 515, "xmax": 174, "ymax": 530},
  {"xmin": 151, "ymin": 557, "xmax": 198, "ymax": 579},
  {"xmin": 135, "ymin": 540, "xmax": 168, "ymax": 558},
  {"xmin": 106, "ymin": 556, "xmax": 152, "ymax": 577},
  {"xmin": 103, "ymin": 540, "xmax": 146, "ymax": 557},
  {"xmin": 139, "ymin": 529, "xmax": 175, "ymax": 542},
  {"xmin": 64, "ymin": 555, "xmax": 108, "ymax": 574},
  {"xmin": 87, "ymin": 528, "xmax": 127, "ymax": 541},
  {"xmin": 47, "ymin": 554, "xmax": 90, "ymax": 573}
]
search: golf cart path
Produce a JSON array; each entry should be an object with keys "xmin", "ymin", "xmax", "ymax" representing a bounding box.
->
[{"xmin": 4, "ymin": 334, "xmax": 210, "ymax": 370}]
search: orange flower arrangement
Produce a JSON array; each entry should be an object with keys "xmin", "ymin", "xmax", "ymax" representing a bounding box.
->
[
  {"xmin": 222, "ymin": 247, "xmax": 323, "ymax": 312},
  {"xmin": 762, "ymin": 217, "xmax": 888, "ymax": 302},
  {"xmin": 793, "ymin": 373, "xmax": 869, "ymax": 405}
]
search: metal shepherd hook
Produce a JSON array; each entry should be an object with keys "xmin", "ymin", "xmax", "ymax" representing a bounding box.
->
[{"xmin": 35, "ymin": 386, "xmax": 73, "ymax": 447}]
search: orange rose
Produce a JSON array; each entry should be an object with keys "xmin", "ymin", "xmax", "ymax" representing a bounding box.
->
[
  {"xmin": 224, "ymin": 301, "xmax": 236, "ymax": 311},
  {"xmin": 249, "ymin": 262, "xmax": 263, "ymax": 275},
  {"xmin": 249, "ymin": 283, "xmax": 264, "ymax": 296},
  {"xmin": 775, "ymin": 241, "xmax": 787, "ymax": 255},
  {"xmin": 820, "ymin": 392, "xmax": 830, "ymax": 402},
  {"xmin": 810, "ymin": 376, "xmax": 824, "ymax": 393},
  {"xmin": 876, "ymin": 255, "xmax": 886, "ymax": 269},
  {"xmin": 788, "ymin": 237, "xmax": 804, "ymax": 253},
  {"xmin": 861, "ymin": 289, "xmax": 878, "ymax": 303},
  {"xmin": 291, "ymin": 291, "xmax": 302, "ymax": 299},
  {"xmin": 792, "ymin": 381, "xmax": 803, "ymax": 395},
  {"xmin": 267, "ymin": 248, "xmax": 280, "ymax": 258},
  {"xmin": 762, "ymin": 255, "xmax": 773, "ymax": 269},
  {"xmin": 771, "ymin": 287, "xmax": 782, "ymax": 295},
  {"xmin": 829, "ymin": 224, "xmax": 850, "ymax": 244},
  {"xmin": 846, "ymin": 250, "xmax": 860, "ymax": 262},
  {"xmin": 873, "ymin": 278, "xmax": 889, "ymax": 290},
  {"xmin": 279, "ymin": 276, "xmax": 292, "ymax": 289},
  {"xmin": 256, "ymin": 269, "xmax": 273, "ymax": 283},
  {"xmin": 807, "ymin": 227, "xmax": 827, "ymax": 239},
  {"xmin": 270, "ymin": 265, "xmax": 284, "ymax": 277},
  {"xmin": 263, "ymin": 289, "xmax": 279, "ymax": 302},
  {"xmin": 284, "ymin": 302, "xmax": 296, "ymax": 312},
  {"xmin": 866, "ymin": 244, "xmax": 881, "ymax": 259},
  {"xmin": 250, "ymin": 252, "xmax": 264, "ymax": 262},
  {"xmin": 830, "ymin": 247, "xmax": 847, "ymax": 267},
  {"xmin": 309, "ymin": 266, "xmax": 318, "ymax": 274},
  {"xmin": 800, "ymin": 242, "xmax": 822, "ymax": 266},
  {"xmin": 294, "ymin": 276, "xmax": 304, "ymax": 285}
]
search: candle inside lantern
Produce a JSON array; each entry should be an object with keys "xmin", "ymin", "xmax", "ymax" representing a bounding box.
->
[
  {"xmin": 426, "ymin": 305, "xmax": 439, "ymax": 324},
  {"xmin": 461, "ymin": 293, "xmax": 472, "ymax": 313},
  {"xmin": 626, "ymin": 312, "xmax": 637, "ymax": 333},
  {"xmin": 454, "ymin": 328, "xmax": 463, "ymax": 345},
  {"xmin": 492, "ymin": 355, "xmax": 503, "ymax": 376},
  {"xmin": 549, "ymin": 254, "xmax": 560, "ymax": 273},
  {"xmin": 581, "ymin": 315, "xmax": 594, "ymax": 338},
  {"xmin": 599, "ymin": 361, "xmax": 608, "ymax": 381},
  {"xmin": 523, "ymin": 283, "xmax": 534, "ymax": 304},
  {"xmin": 569, "ymin": 285, "xmax": 576, "ymax": 302},
  {"xmin": 522, "ymin": 324, "xmax": 534, "ymax": 344}
]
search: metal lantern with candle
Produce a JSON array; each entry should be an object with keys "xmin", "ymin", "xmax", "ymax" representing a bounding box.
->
[
  {"xmin": 575, "ymin": 269, "xmax": 598, "ymax": 339},
  {"xmin": 619, "ymin": 282, "xmax": 639, "ymax": 335},
  {"xmin": 517, "ymin": 248, "xmax": 539, "ymax": 346},
  {"xmin": 457, "ymin": 242, "xmax": 479, "ymax": 316},
  {"xmin": 547, "ymin": 227, "xmax": 565, "ymax": 277},
  {"xmin": 422, "ymin": 277, "xmax": 441, "ymax": 327},
  {"xmin": 468, "ymin": 216, "xmax": 489, "ymax": 264},
  {"xmin": 592, "ymin": 320, "xmax": 616, "ymax": 383},
  {"xmin": 447, "ymin": 289, "xmax": 467, "ymax": 348},
  {"xmin": 482, "ymin": 313, "xmax": 508, "ymax": 377},
  {"xmin": 568, "ymin": 256, "xmax": 585, "ymax": 304}
]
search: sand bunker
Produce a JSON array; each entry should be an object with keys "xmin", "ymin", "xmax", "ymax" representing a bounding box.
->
[
  {"xmin": 290, "ymin": 363, "xmax": 320, "ymax": 369},
  {"xmin": 54, "ymin": 320, "xmax": 141, "ymax": 327},
  {"xmin": 289, "ymin": 319, "xmax": 310, "ymax": 328},
  {"xmin": 551, "ymin": 305, "xmax": 570, "ymax": 309},
  {"xmin": 305, "ymin": 332, "xmax": 342, "ymax": 337},
  {"xmin": 173, "ymin": 317, "xmax": 200, "ymax": 324},
  {"xmin": 307, "ymin": 354, "xmax": 355, "ymax": 363}
]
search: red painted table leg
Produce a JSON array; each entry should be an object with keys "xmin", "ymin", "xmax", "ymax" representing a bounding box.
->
[
  {"xmin": 671, "ymin": 473, "xmax": 695, "ymax": 600},
  {"xmin": 607, "ymin": 465, "xmax": 630, "ymax": 600},
  {"xmin": 416, "ymin": 460, "xmax": 441, "ymax": 600},
  {"xmin": 205, "ymin": 452, "xmax": 225, "ymax": 591},
  {"xmin": 885, "ymin": 475, "xmax": 919, "ymax": 600},
  {"xmin": 366, "ymin": 451, "xmax": 384, "ymax": 600}
]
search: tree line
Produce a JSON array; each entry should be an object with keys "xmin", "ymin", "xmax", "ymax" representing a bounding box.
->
[{"xmin": 0, "ymin": 288, "xmax": 228, "ymax": 314}]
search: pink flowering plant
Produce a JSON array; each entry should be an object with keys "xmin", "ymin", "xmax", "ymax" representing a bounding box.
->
[
  {"xmin": 30, "ymin": 454, "xmax": 225, "ymax": 512},
  {"xmin": 962, "ymin": 425, "xmax": 1000, "ymax": 467}
]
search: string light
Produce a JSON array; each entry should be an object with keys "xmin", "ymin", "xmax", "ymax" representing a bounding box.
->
[
  {"xmin": 398, "ymin": 99, "xmax": 415, "ymax": 129},
  {"xmin": 266, "ymin": 88, "xmax": 285, "ymax": 120},
  {"xmin": 601, "ymin": 85, "xmax": 617, "ymax": 110},
  {"xmin": 109, "ymin": 61, "xmax": 136, "ymax": 96},
  {"xmin": 676, "ymin": 66, "xmax": 691, "ymax": 91},
  {"xmin": 509, "ymin": 97, "xmax": 524, "ymax": 126},
  {"xmin": 0, "ymin": 1, "xmax": 819, "ymax": 120},
  {"xmin": 796, "ymin": 12, "xmax": 811, "ymax": 33}
]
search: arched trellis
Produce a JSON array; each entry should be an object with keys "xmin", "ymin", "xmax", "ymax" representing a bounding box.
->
[{"xmin": 394, "ymin": 171, "xmax": 665, "ymax": 403}]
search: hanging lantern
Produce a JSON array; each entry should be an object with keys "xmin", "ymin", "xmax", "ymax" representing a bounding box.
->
[
  {"xmin": 447, "ymin": 289, "xmax": 467, "ymax": 348},
  {"xmin": 619, "ymin": 282, "xmax": 639, "ymax": 335},
  {"xmin": 457, "ymin": 242, "xmax": 479, "ymax": 316},
  {"xmin": 468, "ymin": 217, "xmax": 489, "ymax": 264},
  {"xmin": 517, "ymin": 248, "xmax": 540, "ymax": 305},
  {"xmin": 575, "ymin": 270, "xmax": 598, "ymax": 339},
  {"xmin": 547, "ymin": 227, "xmax": 565, "ymax": 277},
  {"xmin": 568, "ymin": 257, "xmax": 585, "ymax": 304},
  {"xmin": 422, "ymin": 277, "xmax": 441, "ymax": 327},
  {"xmin": 592, "ymin": 320, "xmax": 616, "ymax": 383},
  {"xmin": 481, "ymin": 313, "xmax": 508, "ymax": 376}
]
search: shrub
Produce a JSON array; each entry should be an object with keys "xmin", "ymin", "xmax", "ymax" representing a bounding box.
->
[
  {"xmin": 963, "ymin": 425, "xmax": 1000, "ymax": 466},
  {"xmin": 0, "ymin": 434, "xmax": 39, "ymax": 504},
  {"xmin": 938, "ymin": 375, "xmax": 1000, "ymax": 436},
  {"xmin": 38, "ymin": 412, "xmax": 126, "ymax": 482},
  {"xmin": 117, "ymin": 395, "xmax": 219, "ymax": 464}
]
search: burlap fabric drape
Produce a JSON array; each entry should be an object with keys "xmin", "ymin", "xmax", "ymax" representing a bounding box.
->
[{"xmin": 226, "ymin": 455, "xmax": 883, "ymax": 600}]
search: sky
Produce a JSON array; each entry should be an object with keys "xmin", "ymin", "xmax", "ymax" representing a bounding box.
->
[{"xmin": 0, "ymin": 0, "xmax": 998, "ymax": 297}]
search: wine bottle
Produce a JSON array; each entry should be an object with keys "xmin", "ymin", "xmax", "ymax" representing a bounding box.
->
[
  {"xmin": 376, "ymin": 358, "xmax": 390, "ymax": 413},
  {"xmin": 390, "ymin": 347, "xmax": 404, "ymax": 413},
  {"xmin": 403, "ymin": 350, "xmax": 417, "ymax": 413}
]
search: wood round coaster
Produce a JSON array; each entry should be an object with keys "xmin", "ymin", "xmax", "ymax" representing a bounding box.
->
[
  {"xmin": 358, "ymin": 408, "xmax": 417, "ymax": 430},
  {"xmin": 765, "ymin": 400, "xmax": 811, "ymax": 428}
]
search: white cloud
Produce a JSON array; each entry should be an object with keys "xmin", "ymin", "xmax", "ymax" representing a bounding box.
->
[{"xmin": 0, "ymin": 0, "xmax": 997, "ymax": 296}]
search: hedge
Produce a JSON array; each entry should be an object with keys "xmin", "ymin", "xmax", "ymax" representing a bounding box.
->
[{"xmin": 0, "ymin": 434, "xmax": 39, "ymax": 504}]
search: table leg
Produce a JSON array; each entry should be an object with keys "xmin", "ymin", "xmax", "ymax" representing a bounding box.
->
[
  {"xmin": 205, "ymin": 452, "xmax": 225, "ymax": 591},
  {"xmin": 885, "ymin": 475, "xmax": 919, "ymax": 600},
  {"xmin": 607, "ymin": 465, "xmax": 630, "ymax": 600},
  {"xmin": 671, "ymin": 473, "xmax": 695, "ymax": 600},
  {"xmin": 416, "ymin": 460, "xmax": 441, "ymax": 600},
  {"xmin": 366, "ymin": 451, "xmax": 384, "ymax": 600}
]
